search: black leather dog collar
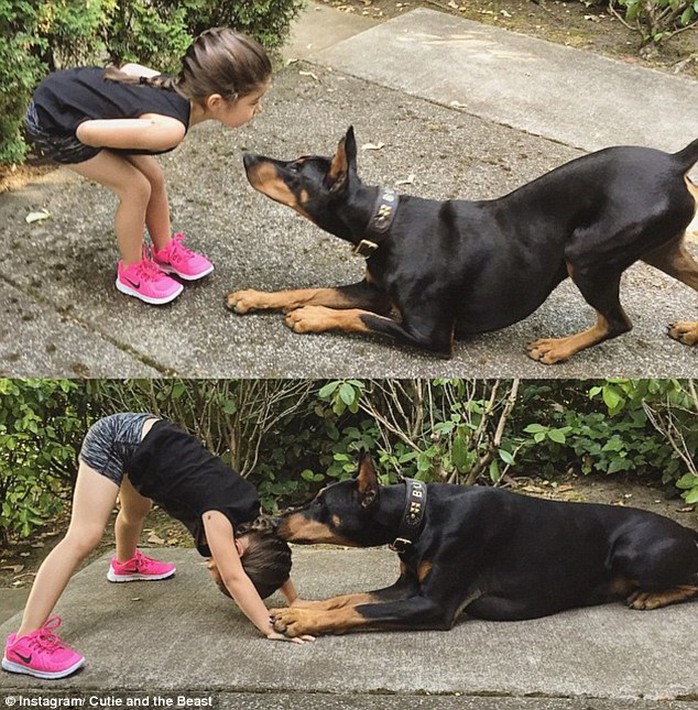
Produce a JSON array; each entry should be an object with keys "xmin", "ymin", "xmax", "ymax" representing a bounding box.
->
[
  {"xmin": 390, "ymin": 478, "xmax": 427, "ymax": 554},
  {"xmin": 353, "ymin": 187, "xmax": 399, "ymax": 258}
]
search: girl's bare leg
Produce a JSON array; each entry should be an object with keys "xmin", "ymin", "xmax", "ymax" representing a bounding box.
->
[
  {"xmin": 69, "ymin": 151, "xmax": 152, "ymax": 265},
  {"xmin": 125, "ymin": 154, "xmax": 172, "ymax": 251},
  {"xmin": 16, "ymin": 463, "xmax": 119, "ymax": 637},
  {"xmin": 114, "ymin": 475, "xmax": 154, "ymax": 563}
]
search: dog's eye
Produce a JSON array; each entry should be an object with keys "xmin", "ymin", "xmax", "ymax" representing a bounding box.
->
[{"xmin": 289, "ymin": 162, "xmax": 301, "ymax": 173}]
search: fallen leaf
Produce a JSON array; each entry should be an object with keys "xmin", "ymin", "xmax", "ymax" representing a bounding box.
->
[
  {"xmin": 361, "ymin": 142, "xmax": 385, "ymax": 151},
  {"xmin": 449, "ymin": 100, "xmax": 468, "ymax": 109},
  {"xmin": 500, "ymin": 9, "xmax": 513, "ymax": 17},
  {"xmin": 448, "ymin": 0, "xmax": 460, "ymax": 8},
  {"xmin": 299, "ymin": 70, "xmax": 319, "ymax": 82},
  {"xmin": 395, "ymin": 174, "xmax": 415, "ymax": 186},
  {"xmin": 25, "ymin": 209, "xmax": 51, "ymax": 224},
  {"xmin": 677, "ymin": 504, "xmax": 696, "ymax": 513},
  {"xmin": 147, "ymin": 532, "xmax": 166, "ymax": 545},
  {"xmin": 1, "ymin": 565, "xmax": 24, "ymax": 574}
]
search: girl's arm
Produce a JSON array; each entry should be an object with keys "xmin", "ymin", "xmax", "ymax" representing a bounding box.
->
[
  {"xmin": 279, "ymin": 577, "xmax": 309, "ymax": 607},
  {"xmin": 76, "ymin": 115, "xmax": 186, "ymax": 152},
  {"xmin": 202, "ymin": 510, "xmax": 313, "ymax": 644}
]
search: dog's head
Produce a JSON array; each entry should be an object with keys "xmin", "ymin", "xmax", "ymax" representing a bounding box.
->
[
  {"xmin": 276, "ymin": 451, "xmax": 383, "ymax": 547},
  {"xmin": 243, "ymin": 126, "xmax": 359, "ymax": 237}
]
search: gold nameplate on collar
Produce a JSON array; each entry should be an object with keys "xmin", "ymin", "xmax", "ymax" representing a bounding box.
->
[{"xmin": 352, "ymin": 239, "xmax": 379, "ymax": 258}]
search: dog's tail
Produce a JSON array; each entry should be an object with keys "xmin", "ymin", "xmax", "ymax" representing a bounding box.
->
[{"xmin": 673, "ymin": 137, "xmax": 698, "ymax": 172}]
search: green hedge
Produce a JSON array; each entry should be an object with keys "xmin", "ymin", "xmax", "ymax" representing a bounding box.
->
[
  {"xmin": 0, "ymin": 0, "xmax": 305, "ymax": 165},
  {"xmin": 0, "ymin": 378, "xmax": 695, "ymax": 547}
]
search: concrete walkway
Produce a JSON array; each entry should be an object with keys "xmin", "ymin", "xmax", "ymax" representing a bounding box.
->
[
  {"xmin": 1, "ymin": 547, "xmax": 697, "ymax": 708},
  {"xmin": 1, "ymin": 4, "xmax": 697, "ymax": 377}
]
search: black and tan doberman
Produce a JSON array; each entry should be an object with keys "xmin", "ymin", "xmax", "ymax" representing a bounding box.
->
[
  {"xmin": 227, "ymin": 127, "xmax": 698, "ymax": 362},
  {"xmin": 270, "ymin": 454, "xmax": 698, "ymax": 636}
]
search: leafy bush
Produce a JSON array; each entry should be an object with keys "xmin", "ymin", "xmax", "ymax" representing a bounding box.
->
[
  {"xmin": 0, "ymin": 0, "xmax": 305, "ymax": 165},
  {"xmin": 515, "ymin": 379, "xmax": 698, "ymax": 502},
  {"xmin": 0, "ymin": 3, "xmax": 49, "ymax": 164},
  {"xmin": 0, "ymin": 379, "xmax": 88, "ymax": 545},
  {"xmin": 608, "ymin": 0, "xmax": 698, "ymax": 46},
  {"xmin": 2, "ymin": 378, "xmax": 696, "ymax": 548}
]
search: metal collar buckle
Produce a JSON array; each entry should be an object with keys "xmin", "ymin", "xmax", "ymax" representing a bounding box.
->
[
  {"xmin": 352, "ymin": 239, "xmax": 379, "ymax": 258},
  {"xmin": 389, "ymin": 537, "xmax": 412, "ymax": 553}
]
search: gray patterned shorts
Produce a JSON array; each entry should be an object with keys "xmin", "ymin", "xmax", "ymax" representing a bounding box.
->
[
  {"xmin": 79, "ymin": 413, "xmax": 157, "ymax": 486},
  {"xmin": 24, "ymin": 101, "xmax": 101, "ymax": 165}
]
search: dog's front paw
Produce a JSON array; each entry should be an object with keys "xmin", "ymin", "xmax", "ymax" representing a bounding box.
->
[
  {"xmin": 284, "ymin": 305, "xmax": 336, "ymax": 334},
  {"xmin": 225, "ymin": 289, "xmax": 267, "ymax": 314},
  {"xmin": 668, "ymin": 321, "xmax": 698, "ymax": 346},
  {"xmin": 526, "ymin": 338, "xmax": 570, "ymax": 365},
  {"xmin": 270, "ymin": 607, "xmax": 316, "ymax": 637}
]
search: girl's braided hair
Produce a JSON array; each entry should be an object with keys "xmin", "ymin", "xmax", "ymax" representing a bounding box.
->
[
  {"xmin": 209, "ymin": 514, "xmax": 292, "ymax": 600},
  {"xmin": 104, "ymin": 27, "xmax": 271, "ymax": 104}
]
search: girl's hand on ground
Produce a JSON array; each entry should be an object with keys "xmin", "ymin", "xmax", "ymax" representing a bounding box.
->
[{"xmin": 266, "ymin": 631, "xmax": 316, "ymax": 644}]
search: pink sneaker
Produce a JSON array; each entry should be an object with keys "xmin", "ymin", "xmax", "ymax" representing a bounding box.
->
[
  {"xmin": 152, "ymin": 233, "xmax": 214, "ymax": 281},
  {"xmin": 2, "ymin": 617, "xmax": 85, "ymax": 680},
  {"xmin": 107, "ymin": 550, "xmax": 176, "ymax": 582},
  {"xmin": 116, "ymin": 255, "xmax": 183, "ymax": 305}
]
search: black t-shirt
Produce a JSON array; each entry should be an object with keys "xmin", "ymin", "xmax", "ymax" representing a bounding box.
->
[
  {"xmin": 32, "ymin": 66, "xmax": 191, "ymax": 155},
  {"xmin": 126, "ymin": 421, "xmax": 260, "ymax": 556}
]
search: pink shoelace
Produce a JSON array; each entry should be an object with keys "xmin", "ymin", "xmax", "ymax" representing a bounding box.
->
[
  {"xmin": 166, "ymin": 233, "xmax": 197, "ymax": 266},
  {"xmin": 132, "ymin": 550, "xmax": 154, "ymax": 571},
  {"xmin": 131, "ymin": 256, "xmax": 167, "ymax": 282},
  {"xmin": 27, "ymin": 617, "xmax": 68, "ymax": 652}
]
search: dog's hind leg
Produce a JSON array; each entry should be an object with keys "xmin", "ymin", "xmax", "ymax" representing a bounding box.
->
[
  {"xmin": 527, "ymin": 266, "xmax": 631, "ymax": 364},
  {"xmin": 284, "ymin": 306, "xmax": 456, "ymax": 356},
  {"xmin": 610, "ymin": 522, "xmax": 698, "ymax": 610},
  {"xmin": 626, "ymin": 585, "xmax": 698, "ymax": 610},
  {"xmin": 641, "ymin": 233, "xmax": 698, "ymax": 346}
]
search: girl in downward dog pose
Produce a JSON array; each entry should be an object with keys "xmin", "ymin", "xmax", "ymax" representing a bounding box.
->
[
  {"xmin": 3, "ymin": 413, "xmax": 312, "ymax": 680},
  {"xmin": 25, "ymin": 27, "xmax": 271, "ymax": 305}
]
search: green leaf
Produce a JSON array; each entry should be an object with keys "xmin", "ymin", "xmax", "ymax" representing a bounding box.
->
[
  {"xmin": 489, "ymin": 459, "xmax": 501, "ymax": 483},
  {"xmin": 523, "ymin": 423, "xmax": 547, "ymax": 434},
  {"xmin": 602, "ymin": 386, "xmax": 623, "ymax": 412},
  {"xmin": 547, "ymin": 429, "xmax": 567, "ymax": 444},
  {"xmin": 683, "ymin": 487, "xmax": 698, "ymax": 504},
  {"xmin": 675, "ymin": 473, "xmax": 698, "ymax": 490},
  {"xmin": 318, "ymin": 381, "xmax": 339, "ymax": 398},
  {"xmin": 339, "ymin": 382, "xmax": 356, "ymax": 406},
  {"xmin": 498, "ymin": 449, "xmax": 515, "ymax": 465},
  {"xmin": 452, "ymin": 434, "xmax": 470, "ymax": 471}
]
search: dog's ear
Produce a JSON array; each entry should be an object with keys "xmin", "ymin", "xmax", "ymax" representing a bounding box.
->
[
  {"xmin": 327, "ymin": 126, "xmax": 357, "ymax": 194},
  {"xmin": 355, "ymin": 449, "xmax": 379, "ymax": 509}
]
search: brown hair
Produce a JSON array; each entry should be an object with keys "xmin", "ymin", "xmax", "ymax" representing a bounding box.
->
[
  {"xmin": 104, "ymin": 27, "xmax": 271, "ymax": 104},
  {"xmin": 209, "ymin": 515, "xmax": 291, "ymax": 600}
]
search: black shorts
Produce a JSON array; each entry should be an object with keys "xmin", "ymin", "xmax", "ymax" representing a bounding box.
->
[
  {"xmin": 79, "ymin": 413, "xmax": 157, "ymax": 486},
  {"xmin": 24, "ymin": 101, "xmax": 101, "ymax": 165}
]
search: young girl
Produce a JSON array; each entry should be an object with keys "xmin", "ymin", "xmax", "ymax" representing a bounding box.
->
[
  {"xmin": 2, "ymin": 413, "xmax": 312, "ymax": 681},
  {"xmin": 24, "ymin": 28, "xmax": 271, "ymax": 305}
]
